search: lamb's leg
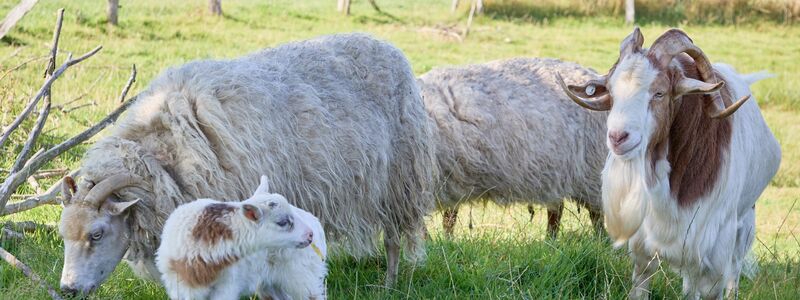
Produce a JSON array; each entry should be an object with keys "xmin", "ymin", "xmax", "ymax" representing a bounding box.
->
[
  {"xmin": 546, "ymin": 203, "xmax": 564, "ymax": 239},
  {"xmin": 442, "ymin": 206, "xmax": 459, "ymax": 237},
  {"xmin": 384, "ymin": 229, "xmax": 401, "ymax": 287},
  {"xmin": 527, "ymin": 205, "xmax": 535, "ymax": 222}
]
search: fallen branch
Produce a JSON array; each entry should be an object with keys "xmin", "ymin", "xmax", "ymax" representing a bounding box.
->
[
  {"xmin": 3, "ymin": 221, "xmax": 55, "ymax": 232},
  {"xmin": 0, "ymin": 0, "xmax": 40, "ymax": 40},
  {"xmin": 1, "ymin": 227, "xmax": 23, "ymax": 240},
  {"xmin": 1, "ymin": 170, "xmax": 78, "ymax": 217},
  {"xmin": 0, "ymin": 247, "xmax": 64, "ymax": 300},
  {"xmin": 26, "ymin": 176, "xmax": 42, "ymax": 194},
  {"xmin": 32, "ymin": 168, "xmax": 67, "ymax": 179},
  {"xmin": 118, "ymin": 64, "xmax": 136, "ymax": 103}
]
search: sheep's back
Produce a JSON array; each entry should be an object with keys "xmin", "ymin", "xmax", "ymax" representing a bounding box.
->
[{"xmin": 420, "ymin": 58, "xmax": 607, "ymax": 209}]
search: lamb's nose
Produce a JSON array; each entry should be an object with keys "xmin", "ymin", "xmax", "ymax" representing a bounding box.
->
[{"xmin": 608, "ymin": 130, "xmax": 629, "ymax": 146}]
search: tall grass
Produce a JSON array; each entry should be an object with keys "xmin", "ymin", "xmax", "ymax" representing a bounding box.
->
[{"xmin": 483, "ymin": 0, "xmax": 800, "ymax": 25}]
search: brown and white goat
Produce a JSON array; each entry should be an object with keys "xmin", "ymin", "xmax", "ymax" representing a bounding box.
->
[{"xmin": 556, "ymin": 28, "xmax": 781, "ymax": 299}]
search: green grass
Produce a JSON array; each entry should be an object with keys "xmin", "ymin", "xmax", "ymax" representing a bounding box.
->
[{"xmin": 1, "ymin": 0, "xmax": 798, "ymax": 299}]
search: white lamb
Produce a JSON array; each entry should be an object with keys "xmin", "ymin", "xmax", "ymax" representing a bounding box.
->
[{"xmin": 156, "ymin": 176, "xmax": 327, "ymax": 300}]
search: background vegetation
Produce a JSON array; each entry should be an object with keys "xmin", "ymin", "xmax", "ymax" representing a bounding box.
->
[{"xmin": 1, "ymin": 0, "xmax": 798, "ymax": 299}]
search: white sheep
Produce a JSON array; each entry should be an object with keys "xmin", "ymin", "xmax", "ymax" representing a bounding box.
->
[
  {"xmin": 156, "ymin": 176, "xmax": 327, "ymax": 300},
  {"xmin": 419, "ymin": 58, "xmax": 608, "ymax": 237}
]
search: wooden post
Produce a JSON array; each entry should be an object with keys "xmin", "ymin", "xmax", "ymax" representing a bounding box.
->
[
  {"xmin": 107, "ymin": 0, "xmax": 119, "ymax": 25},
  {"xmin": 209, "ymin": 0, "xmax": 222, "ymax": 16},
  {"xmin": 625, "ymin": 0, "xmax": 635, "ymax": 24}
]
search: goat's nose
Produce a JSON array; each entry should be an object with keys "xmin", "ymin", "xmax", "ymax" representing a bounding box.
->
[
  {"xmin": 608, "ymin": 131, "xmax": 629, "ymax": 146},
  {"xmin": 305, "ymin": 230, "xmax": 313, "ymax": 241}
]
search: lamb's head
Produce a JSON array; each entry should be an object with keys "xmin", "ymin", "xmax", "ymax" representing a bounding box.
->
[
  {"xmin": 240, "ymin": 176, "xmax": 314, "ymax": 249},
  {"xmin": 556, "ymin": 28, "xmax": 750, "ymax": 160},
  {"xmin": 58, "ymin": 174, "xmax": 146, "ymax": 296}
]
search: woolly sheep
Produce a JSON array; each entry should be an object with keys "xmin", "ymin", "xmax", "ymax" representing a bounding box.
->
[
  {"xmin": 156, "ymin": 176, "xmax": 327, "ymax": 300},
  {"xmin": 418, "ymin": 58, "xmax": 608, "ymax": 237},
  {"xmin": 58, "ymin": 33, "xmax": 436, "ymax": 295}
]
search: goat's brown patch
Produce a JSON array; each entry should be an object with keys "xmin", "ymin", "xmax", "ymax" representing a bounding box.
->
[
  {"xmin": 646, "ymin": 54, "xmax": 732, "ymax": 207},
  {"xmin": 169, "ymin": 254, "xmax": 239, "ymax": 288},
  {"xmin": 192, "ymin": 203, "xmax": 236, "ymax": 245}
]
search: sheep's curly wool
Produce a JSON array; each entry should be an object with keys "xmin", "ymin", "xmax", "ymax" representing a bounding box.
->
[
  {"xmin": 419, "ymin": 58, "xmax": 607, "ymax": 212},
  {"xmin": 75, "ymin": 33, "xmax": 437, "ymax": 265}
]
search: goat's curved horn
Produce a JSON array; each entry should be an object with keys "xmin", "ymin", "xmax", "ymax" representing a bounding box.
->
[
  {"xmin": 648, "ymin": 29, "xmax": 749, "ymax": 118},
  {"xmin": 555, "ymin": 73, "xmax": 612, "ymax": 111},
  {"xmin": 83, "ymin": 174, "xmax": 147, "ymax": 207}
]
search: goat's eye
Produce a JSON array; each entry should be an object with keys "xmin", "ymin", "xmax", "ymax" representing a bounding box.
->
[
  {"xmin": 654, "ymin": 92, "xmax": 665, "ymax": 99},
  {"xmin": 90, "ymin": 230, "xmax": 103, "ymax": 242}
]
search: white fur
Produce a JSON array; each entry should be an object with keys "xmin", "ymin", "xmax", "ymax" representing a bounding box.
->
[
  {"xmin": 603, "ymin": 59, "xmax": 781, "ymax": 299},
  {"xmin": 157, "ymin": 176, "xmax": 327, "ymax": 300}
]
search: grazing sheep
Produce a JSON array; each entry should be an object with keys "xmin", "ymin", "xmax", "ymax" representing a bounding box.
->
[
  {"xmin": 58, "ymin": 33, "xmax": 436, "ymax": 295},
  {"xmin": 156, "ymin": 176, "xmax": 326, "ymax": 300},
  {"xmin": 556, "ymin": 28, "xmax": 781, "ymax": 299},
  {"xmin": 418, "ymin": 58, "xmax": 608, "ymax": 237}
]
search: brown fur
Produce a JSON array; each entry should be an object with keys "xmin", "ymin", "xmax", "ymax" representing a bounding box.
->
[
  {"xmin": 645, "ymin": 54, "xmax": 732, "ymax": 207},
  {"xmin": 169, "ymin": 254, "xmax": 239, "ymax": 288},
  {"xmin": 192, "ymin": 203, "xmax": 236, "ymax": 245}
]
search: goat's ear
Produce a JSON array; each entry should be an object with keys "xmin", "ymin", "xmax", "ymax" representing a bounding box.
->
[
  {"xmin": 675, "ymin": 77, "xmax": 724, "ymax": 97},
  {"xmin": 102, "ymin": 198, "xmax": 140, "ymax": 216},
  {"xmin": 242, "ymin": 204, "xmax": 263, "ymax": 222},
  {"xmin": 61, "ymin": 176, "xmax": 77, "ymax": 204},
  {"xmin": 252, "ymin": 175, "xmax": 270, "ymax": 196}
]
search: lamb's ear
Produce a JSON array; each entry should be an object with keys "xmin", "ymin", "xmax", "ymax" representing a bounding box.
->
[
  {"xmin": 242, "ymin": 204, "xmax": 263, "ymax": 222},
  {"xmin": 102, "ymin": 198, "xmax": 140, "ymax": 216},
  {"xmin": 252, "ymin": 175, "xmax": 270, "ymax": 196},
  {"xmin": 61, "ymin": 176, "xmax": 77, "ymax": 205}
]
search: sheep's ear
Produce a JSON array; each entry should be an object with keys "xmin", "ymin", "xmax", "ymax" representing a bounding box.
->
[
  {"xmin": 61, "ymin": 176, "xmax": 77, "ymax": 205},
  {"xmin": 242, "ymin": 204, "xmax": 263, "ymax": 222},
  {"xmin": 252, "ymin": 175, "xmax": 270, "ymax": 196},
  {"xmin": 102, "ymin": 199, "xmax": 140, "ymax": 216}
]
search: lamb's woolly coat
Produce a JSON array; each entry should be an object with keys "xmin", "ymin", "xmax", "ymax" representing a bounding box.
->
[
  {"xmin": 419, "ymin": 58, "xmax": 608, "ymax": 214},
  {"xmin": 74, "ymin": 33, "xmax": 435, "ymax": 277}
]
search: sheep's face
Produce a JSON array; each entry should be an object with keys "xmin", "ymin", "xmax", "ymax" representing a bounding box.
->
[
  {"xmin": 58, "ymin": 176, "xmax": 139, "ymax": 296},
  {"xmin": 242, "ymin": 176, "xmax": 314, "ymax": 249}
]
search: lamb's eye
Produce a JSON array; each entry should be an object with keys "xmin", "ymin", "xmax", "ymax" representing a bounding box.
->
[
  {"xmin": 90, "ymin": 230, "xmax": 103, "ymax": 242},
  {"xmin": 276, "ymin": 219, "xmax": 290, "ymax": 227}
]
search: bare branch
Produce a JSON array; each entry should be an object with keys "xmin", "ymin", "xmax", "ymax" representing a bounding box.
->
[
  {"xmin": 0, "ymin": 0, "xmax": 40, "ymax": 40},
  {"xmin": 32, "ymin": 168, "xmax": 67, "ymax": 179},
  {"xmin": 44, "ymin": 8, "xmax": 64, "ymax": 78},
  {"xmin": 3, "ymin": 221, "xmax": 55, "ymax": 232},
  {"xmin": 118, "ymin": 64, "xmax": 136, "ymax": 103},
  {"xmin": 1, "ymin": 169, "xmax": 77, "ymax": 216},
  {"xmin": 10, "ymin": 97, "xmax": 50, "ymax": 173},
  {"xmin": 1, "ymin": 227, "xmax": 24, "ymax": 240},
  {"xmin": 0, "ymin": 45, "xmax": 102, "ymax": 149},
  {"xmin": 0, "ymin": 247, "xmax": 64, "ymax": 300},
  {"xmin": 0, "ymin": 94, "xmax": 137, "ymax": 214},
  {"xmin": 26, "ymin": 176, "xmax": 42, "ymax": 194}
]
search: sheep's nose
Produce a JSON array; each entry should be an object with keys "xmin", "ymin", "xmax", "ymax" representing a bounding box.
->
[{"xmin": 608, "ymin": 130, "xmax": 629, "ymax": 146}]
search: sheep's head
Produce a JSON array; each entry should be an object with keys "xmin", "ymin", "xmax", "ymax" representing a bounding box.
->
[
  {"xmin": 556, "ymin": 28, "xmax": 749, "ymax": 160},
  {"xmin": 241, "ymin": 176, "xmax": 314, "ymax": 250},
  {"xmin": 58, "ymin": 174, "xmax": 146, "ymax": 296}
]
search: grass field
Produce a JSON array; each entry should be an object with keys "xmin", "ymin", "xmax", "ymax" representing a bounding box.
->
[{"xmin": 1, "ymin": 0, "xmax": 798, "ymax": 299}]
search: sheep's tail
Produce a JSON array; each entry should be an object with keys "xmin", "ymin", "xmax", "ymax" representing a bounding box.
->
[
  {"xmin": 742, "ymin": 250, "xmax": 760, "ymax": 280},
  {"xmin": 740, "ymin": 71, "xmax": 774, "ymax": 86}
]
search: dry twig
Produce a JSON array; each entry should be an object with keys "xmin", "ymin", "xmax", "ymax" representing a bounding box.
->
[
  {"xmin": 118, "ymin": 64, "xmax": 136, "ymax": 103},
  {"xmin": 0, "ymin": 247, "xmax": 64, "ymax": 300},
  {"xmin": 1, "ymin": 169, "xmax": 78, "ymax": 216}
]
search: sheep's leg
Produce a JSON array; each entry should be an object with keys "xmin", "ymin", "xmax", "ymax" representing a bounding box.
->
[
  {"xmin": 384, "ymin": 230, "xmax": 401, "ymax": 287},
  {"xmin": 527, "ymin": 205, "xmax": 535, "ymax": 222},
  {"xmin": 546, "ymin": 203, "xmax": 563, "ymax": 239},
  {"xmin": 588, "ymin": 207, "xmax": 604, "ymax": 235},
  {"xmin": 442, "ymin": 206, "xmax": 459, "ymax": 237}
]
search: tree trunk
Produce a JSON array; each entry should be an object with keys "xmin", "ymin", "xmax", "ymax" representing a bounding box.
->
[
  {"xmin": 476, "ymin": 0, "xmax": 483, "ymax": 14},
  {"xmin": 451, "ymin": 0, "xmax": 460, "ymax": 12},
  {"xmin": 209, "ymin": 0, "xmax": 222, "ymax": 16},
  {"xmin": 337, "ymin": 0, "xmax": 351, "ymax": 15},
  {"xmin": 625, "ymin": 0, "xmax": 635, "ymax": 24},
  {"xmin": 107, "ymin": 0, "xmax": 119, "ymax": 25}
]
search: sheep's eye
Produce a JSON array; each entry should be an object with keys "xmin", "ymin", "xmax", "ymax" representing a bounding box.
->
[
  {"xmin": 90, "ymin": 230, "xmax": 103, "ymax": 242},
  {"xmin": 654, "ymin": 92, "xmax": 665, "ymax": 99}
]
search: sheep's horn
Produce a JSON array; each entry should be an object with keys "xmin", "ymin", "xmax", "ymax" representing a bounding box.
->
[
  {"xmin": 83, "ymin": 174, "xmax": 147, "ymax": 207},
  {"xmin": 555, "ymin": 73, "xmax": 612, "ymax": 111},
  {"xmin": 709, "ymin": 94, "xmax": 750, "ymax": 119}
]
